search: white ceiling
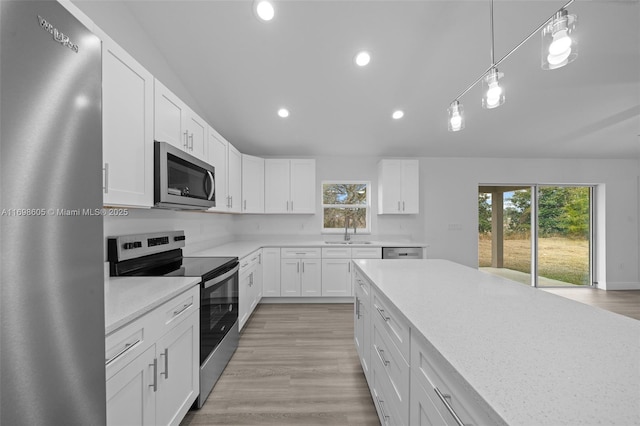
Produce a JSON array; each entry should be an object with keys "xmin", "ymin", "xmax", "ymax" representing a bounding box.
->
[{"xmin": 100, "ymin": 1, "xmax": 640, "ymax": 159}]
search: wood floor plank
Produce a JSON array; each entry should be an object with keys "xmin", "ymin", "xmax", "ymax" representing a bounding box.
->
[{"xmin": 181, "ymin": 303, "xmax": 379, "ymax": 426}]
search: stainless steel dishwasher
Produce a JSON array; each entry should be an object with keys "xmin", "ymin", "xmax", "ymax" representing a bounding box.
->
[{"xmin": 382, "ymin": 247, "xmax": 424, "ymax": 259}]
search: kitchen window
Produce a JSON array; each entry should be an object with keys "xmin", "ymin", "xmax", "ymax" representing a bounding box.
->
[{"xmin": 322, "ymin": 181, "xmax": 370, "ymax": 234}]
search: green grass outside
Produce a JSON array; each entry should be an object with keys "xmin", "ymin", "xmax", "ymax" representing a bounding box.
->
[{"xmin": 478, "ymin": 235, "xmax": 590, "ymax": 285}]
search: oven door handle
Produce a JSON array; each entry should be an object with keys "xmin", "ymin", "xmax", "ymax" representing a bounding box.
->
[{"xmin": 203, "ymin": 264, "xmax": 239, "ymax": 289}]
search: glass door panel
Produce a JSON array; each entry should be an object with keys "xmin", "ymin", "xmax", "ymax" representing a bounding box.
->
[{"xmin": 536, "ymin": 186, "xmax": 591, "ymax": 287}]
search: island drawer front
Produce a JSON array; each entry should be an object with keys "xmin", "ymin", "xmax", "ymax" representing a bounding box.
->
[
  {"xmin": 410, "ymin": 374, "xmax": 453, "ymax": 425},
  {"xmin": 371, "ymin": 347, "xmax": 408, "ymax": 426},
  {"xmin": 353, "ymin": 270, "xmax": 371, "ymax": 301},
  {"xmin": 373, "ymin": 321, "xmax": 410, "ymax": 411},
  {"xmin": 321, "ymin": 247, "xmax": 352, "ymax": 258},
  {"xmin": 411, "ymin": 333, "xmax": 505, "ymax": 426},
  {"xmin": 280, "ymin": 247, "xmax": 321, "ymax": 258},
  {"xmin": 372, "ymin": 289, "xmax": 410, "ymax": 362},
  {"xmin": 351, "ymin": 247, "xmax": 382, "ymax": 259}
]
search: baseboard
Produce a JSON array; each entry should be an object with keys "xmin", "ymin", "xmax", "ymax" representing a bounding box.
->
[
  {"xmin": 599, "ymin": 281, "xmax": 640, "ymax": 290},
  {"xmin": 260, "ymin": 297, "xmax": 353, "ymax": 304}
]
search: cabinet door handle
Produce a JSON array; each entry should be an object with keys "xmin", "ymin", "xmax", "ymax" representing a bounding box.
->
[
  {"xmin": 376, "ymin": 305, "xmax": 390, "ymax": 322},
  {"xmin": 286, "ymin": 201, "xmax": 289, "ymax": 211},
  {"xmin": 397, "ymin": 201, "xmax": 401, "ymax": 212},
  {"xmin": 103, "ymin": 163, "xmax": 109, "ymax": 194},
  {"xmin": 402, "ymin": 201, "xmax": 405, "ymax": 211},
  {"xmin": 302, "ymin": 262, "xmax": 305, "ymax": 273},
  {"xmin": 291, "ymin": 201, "xmax": 293, "ymax": 211},
  {"xmin": 355, "ymin": 296, "xmax": 360, "ymax": 319},
  {"xmin": 297, "ymin": 262, "xmax": 299, "ymax": 273},
  {"xmin": 160, "ymin": 348, "xmax": 169, "ymax": 379},
  {"xmin": 189, "ymin": 133, "xmax": 194, "ymax": 150},
  {"xmin": 244, "ymin": 200, "xmax": 247, "ymax": 210},
  {"xmin": 376, "ymin": 398, "xmax": 390, "ymax": 422},
  {"xmin": 105, "ymin": 338, "xmax": 141, "ymax": 365},
  {"xmin": 434, "ymin": 387, "xmax": 465, "ymax": 426},
  {"xmin": 183, "ymin": 131, "xmax": 189, "ymax": 149},
  {"xmin": 377, "ymin": 347, "xmax": 390, "ymax": 366},
  {"xmin": 149, "ymin": 358, "xmax": 158, "ymax": 392}
]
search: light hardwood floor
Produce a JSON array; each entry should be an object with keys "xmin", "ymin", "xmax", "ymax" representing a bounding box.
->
[
  {"xmin": 181, "ymin": 303, "xmax": 378, "ymax": 426},
  {"xmin": 542, "ymin": 288, "xmax": 640, "ymax": 320}
]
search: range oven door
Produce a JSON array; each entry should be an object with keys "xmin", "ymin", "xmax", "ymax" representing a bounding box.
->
[
  {"xmin": 200, "ymin": 263, "xmax": 239, "ymax": 365},
  {"xmin": 155, "ymin": 141, "xmax": 215, "ymax": 210}
]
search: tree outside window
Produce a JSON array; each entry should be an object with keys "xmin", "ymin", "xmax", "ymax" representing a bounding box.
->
[{"xmin": 322, "ymin": 182, "xmax": 370, "ymax": 233}]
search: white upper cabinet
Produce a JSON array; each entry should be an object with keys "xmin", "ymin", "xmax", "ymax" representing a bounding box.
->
[
  {"xmin": 154, "ymin": 79, "xmax": 207, "ymax": 162},
  {"xmin": 242, "ymin": 154, "xmax": 265, "ymax": 213},
  {"xmin": 206, "ymin": 128, "xmax": 241, "ymax": 213},
  {"xmin": 378, "ymin": 159, "xmax": 419, "ymax": 214},
  {"xmin": 227, "ymin": 143, "xmax": 242, "ymax": 213},
  {"xmin": 101, "ymin": 32, "xmax": 154, "ymax": 208},
  {"xmin": 207, "ymin": 128, "xmax": 228, "ymax": 213},
  {"xmin": 264, "ymin": 159, "xmax": 316, "ymax": 214}
]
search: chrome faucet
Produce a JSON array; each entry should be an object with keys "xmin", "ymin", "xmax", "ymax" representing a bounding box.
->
[{"xmin": 344, "ymin": 216, "xmax": 357, "ymax": 241}]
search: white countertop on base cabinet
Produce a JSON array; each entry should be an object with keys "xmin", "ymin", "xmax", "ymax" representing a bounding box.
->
[{"xmin": 354, "ymin": 259, "xmax": 640, "ymax": 425}]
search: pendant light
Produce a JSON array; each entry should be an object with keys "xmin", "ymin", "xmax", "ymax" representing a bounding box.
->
[
  {"xmin": 542, "ymin": 9, "xmax": 578, "ymax": 70},
  {"xmin": 448, "ymin": 101, "xmax": 464, "ymax": 132},
  {"xmin": 482, "ymin": 0, "xmax": 505, "ymax": 110},
  {"xmin": 446, "ymin": 0, "xmax": 577, "ymax": 131}
]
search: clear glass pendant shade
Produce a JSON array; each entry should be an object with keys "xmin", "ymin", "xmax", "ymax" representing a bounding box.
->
[
  {"xmin": 447, "ymin": 101, "xmax": 465, "ymax": 132},
  {"xmin": 542, "ymin": 9, "xmax": 577, "ymax": 70},
  {"xmin": 482, "ymin": 68, "xmax": 505, "ymax": 109}
]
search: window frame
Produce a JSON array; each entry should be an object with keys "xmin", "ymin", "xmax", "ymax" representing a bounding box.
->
[{"xmin": 321, "ymin": 180, "xmax": 371, "ymax": 234}]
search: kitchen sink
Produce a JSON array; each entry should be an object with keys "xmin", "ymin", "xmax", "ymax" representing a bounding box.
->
[{"xmin": 324, "ymin": 241, "xmax": 373, "ymax": 245}]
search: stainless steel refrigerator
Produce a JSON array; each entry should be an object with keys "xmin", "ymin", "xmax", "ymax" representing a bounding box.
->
[{"xmin": 1, "ymin": 1, "xmax": 106, "ymax": 425}]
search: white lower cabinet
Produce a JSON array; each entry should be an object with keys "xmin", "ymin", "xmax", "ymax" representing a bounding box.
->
[
  {"xmin": 239, "ymin": 249, "xmax": 262, "ymax": 330},
  {"xmin": 106, "ymin": 286, "xmax": 199, "ymax": 426},
  {"xmin": 262, "ymin": 248, "xmax": 281, "ymax": 297},
  {"xmin": 280, "ymin": 248, "xmax": 321, "ymax": 297}
]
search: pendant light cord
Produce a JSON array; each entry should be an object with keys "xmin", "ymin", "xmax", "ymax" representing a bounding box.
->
[
  {"xmin": 450, "ymin": 0, "xmax": 575, "ymax": 103},
  {"xmin": 490, "ymin": 0, "xmax": 495, "ymax": 66}
]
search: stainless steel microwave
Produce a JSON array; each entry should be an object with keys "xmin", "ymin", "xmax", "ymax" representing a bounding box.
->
[{"xmin": 154, "ymin": 141, "xmax": 215, "ymax": 210}]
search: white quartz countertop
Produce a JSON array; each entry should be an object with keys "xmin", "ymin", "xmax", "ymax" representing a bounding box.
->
[
  {"xmin": 191, "ymin": 239, "xmax": 428, "ymax": 259},
  {"xmin": 354, "ymin": 259, "xmax": 640, "ymax": 425},
  {"xmin": 104, "ymin": 276, "xmax": 200, "ymax": 335}
]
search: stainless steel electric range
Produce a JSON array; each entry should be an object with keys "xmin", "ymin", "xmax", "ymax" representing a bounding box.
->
[{"xmin": 108, "ymin": 230, "xmax": 238, "ymax": 408}]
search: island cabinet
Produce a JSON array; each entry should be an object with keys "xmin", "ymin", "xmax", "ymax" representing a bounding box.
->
[
  {"xmin": 377, "ymin": 159, "xmax": 419, "ymax": 214},
  {"xmin": 100, "ymin": 31, "xmax": 154, "ymax": 207},
  {"xmin": 353, "ymin": 270, "xmax": 372, "ymax": 382},
  {"xmin": 280, "ymin": 248, "xmax": 321, "ymax": 296},
  {"xmin": 105, "ymin": 285, "xmax": 199, "ymax": 426},
  {"xmin": 264, "ymin": 159, "xmax": 316, "ymax": 214},
  {"xmin": 239, "ymin": 249, "xmax": 263, "ymax": 330},
  {"xmin": 154, "ymin": 79, "xmax": 207, "ymax": 162}
]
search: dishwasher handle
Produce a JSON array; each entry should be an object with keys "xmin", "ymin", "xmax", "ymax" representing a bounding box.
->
[{"xmin": 382, "ymin": 247, "xmax": 423, "ymax": 259}]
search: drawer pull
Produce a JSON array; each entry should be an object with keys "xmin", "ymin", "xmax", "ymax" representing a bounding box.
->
[
  {"xmin": 173, "ymin": 302, "xmax": 192, "ymax": 317},
  {"xmin": 105, "ymin": 339, "xmax": 141, "ymax": 365},
  {"xmin": 434, "ymin": 386, "xmax": 466, "ymax": 426},
  {"xmin": 376, "ymin": 397, "xmax": 390, "ymax": 422},
  {"xmin": 160, "ymin": 348, "xmax": 169, "ymax": 379},
  {"xmin": 377, "ymin": 348, "xmax": 390, "ymax": 366},
  {"xmin": 376, "ymin": 305, "xmax": 390, "ymax": 322},
  {"xmin": 355, "ymin": 296, "xmax": 360, "ymax": 319}
]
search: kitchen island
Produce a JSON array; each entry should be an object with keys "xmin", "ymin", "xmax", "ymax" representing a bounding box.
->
[{"xmin": 353, "ymin": 259, "xmax": 640, "ymax": 425}]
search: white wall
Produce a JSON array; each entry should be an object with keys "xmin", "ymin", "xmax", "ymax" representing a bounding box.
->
[
  {"xmin": 233, "ymin": 156, "xmax": 425, "ymax": 241},
  {"xmin": 421, "ymin": 157, "xmax": 640, "ymax": 290}
]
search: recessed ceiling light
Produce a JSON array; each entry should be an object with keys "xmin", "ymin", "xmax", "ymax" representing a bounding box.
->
[
  {"xmin": 255, "ymin": 0, "xmax": 275, "ymax": 21},
  {"xmin": 392, "ymin": 110, "xmax": 404, "ymax": 120},
  {"xmin": 277, "ymin": 108, "xmax": 289, "ymax": 118},
  {"xmin": 354, "ymin": 51, "xmax": 371, "ymax": 67}
]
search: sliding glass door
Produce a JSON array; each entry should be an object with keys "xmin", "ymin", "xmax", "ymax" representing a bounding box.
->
[{"xmin": 479, "ymin": 185, "xmax": 593, "ymax": 287}]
